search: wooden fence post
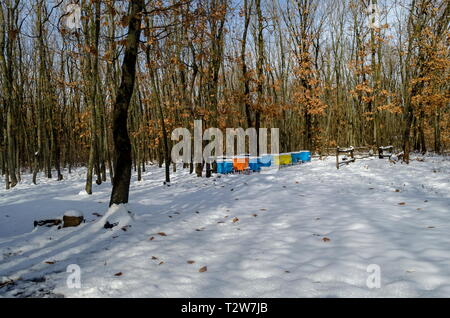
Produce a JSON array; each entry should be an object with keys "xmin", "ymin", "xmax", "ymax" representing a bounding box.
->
[{"xmin": 336, "ymin": 147, "xmax": 339, "ymax": 170}]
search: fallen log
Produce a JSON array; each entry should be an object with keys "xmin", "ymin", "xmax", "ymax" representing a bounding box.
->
[{"xmin": 33, "ymin": 219, "xmax": 62, "ymax": 228}]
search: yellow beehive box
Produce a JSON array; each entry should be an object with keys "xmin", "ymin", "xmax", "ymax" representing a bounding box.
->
[{"xmin": 273, "ymin": 153, "xmax": 292, "ymax": 165}]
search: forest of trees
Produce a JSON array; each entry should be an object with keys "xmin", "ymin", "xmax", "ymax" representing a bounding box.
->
[{"xmin": 0, "ymin": 0, "xmax": 449, "ymax": 194}]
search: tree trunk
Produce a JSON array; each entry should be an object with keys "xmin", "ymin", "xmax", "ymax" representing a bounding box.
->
[{"xmin": 109, "ymin": 0, "xmax": 145, "ymax": 206}]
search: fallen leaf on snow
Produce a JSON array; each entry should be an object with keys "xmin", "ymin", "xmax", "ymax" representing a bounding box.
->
[
  {"xmin": 45, "ymin": 261, "xmax": 55, "ymax": 265},
  {"xmin": 398, "ymin": 202, "xmax": 406, "ymax": 206},
  {"xmin": 322, "ymin": 237, "xmax": 331, "ymax": 242},
  {"xmin": 232, "ymin": 217, "xmax": 239, "ymax": 223},
  {"xmin": 114, "ymin": 272, "xmax": 123, "ymax": 276},
  {"xmin": 199, "ymin": 266, "xmax": 207, "ymax": 272},
  {"xmin": 187, "ymin": 260, "xmax": 195, "ymax": 264},
  {"xmin": 157, "ymin": 232, "xmax": 167, "ymax": 236}
]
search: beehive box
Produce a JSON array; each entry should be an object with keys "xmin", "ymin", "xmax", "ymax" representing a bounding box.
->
[
  {"xmin": 233, "ymin": 157, "xmax": 249, "ymax": 171},
  {"xmin": 249, "ymin": 157, "xmax": 261, "ymax": 172},
  {"xmin": 299, "ymin": 151, "xmax": 311, "ymax": 162},
  {"xmin": 217, "ymin": 159, "xmax": 233, "ymax": 174},
  {"xmin": 258, "ymin": 154, "xmax": 272, "ymax": 167},
  {"xmin": 291, "ymin": 152, "xmax": 302, "ymax": 164},
  {"xmin": 274, "ymin": 153, "xmax": 292, "ymax": 165}
]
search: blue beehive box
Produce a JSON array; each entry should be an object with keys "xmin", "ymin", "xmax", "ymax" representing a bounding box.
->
[
  {"xmin": 299, "ymin": 151, "xmax": 311, "ymax": 162},
  {"xmin": 224, "ymin": 161, "xmax": 234, "ymax": 173},
  {"xmin": 249, "ymin": 157, "xmax": 261, "ymax": 172},
  {"xmin": 258, "ymin": 154, "xmax": 272, "ymax": 167},
  {"xmin": 291, "ymin": 152, "xmax": 302, "ymax": 164},
  {"xmin": 216, "ymin": 161, "xmax": 225, "ymax": 174},
  {"xmin": 217, "ymin": 159, "xmax": 233, "ymax": 174}
]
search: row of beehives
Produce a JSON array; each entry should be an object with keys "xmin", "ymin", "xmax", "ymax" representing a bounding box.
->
[{"xmin": 216, "ymin": 151, "xmax": 311, "ymax": 174}]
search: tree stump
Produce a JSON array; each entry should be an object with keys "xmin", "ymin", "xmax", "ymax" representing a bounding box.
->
[{"xmin": 63, "ymin": 210, "xmax": 84, "ymax": 228}]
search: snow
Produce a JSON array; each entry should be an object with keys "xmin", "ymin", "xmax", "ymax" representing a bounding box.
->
[
  {"xmin": 0, "ymin": 155, "xmax": 449, "ymax": 297},
  {"xmin": 63, "ymin": 210, "xmax": 83, "ymax": 218}
]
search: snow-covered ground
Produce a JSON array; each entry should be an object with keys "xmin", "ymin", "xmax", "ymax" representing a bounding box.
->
[{"xmin": 0, "ymin": 155, "xmax": 449, "ymax": 297}]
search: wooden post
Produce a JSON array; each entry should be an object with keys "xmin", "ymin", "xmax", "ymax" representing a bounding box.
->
[{"xmin": 336, "ymin": 147, "xmax": 339, "ymax": 170}]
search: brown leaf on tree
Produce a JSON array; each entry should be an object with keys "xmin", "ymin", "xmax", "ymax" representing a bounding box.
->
[{"xmin": 199, "ymin": 266, "xmax": 207, "ymax": 272}]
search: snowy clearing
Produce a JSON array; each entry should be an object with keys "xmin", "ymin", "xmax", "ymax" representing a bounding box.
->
[{"xmin": 0, "ymin": 155, "xmax": 449, "ymax": 297}]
